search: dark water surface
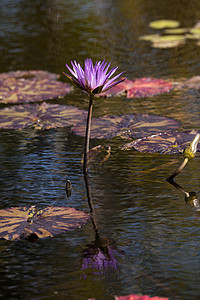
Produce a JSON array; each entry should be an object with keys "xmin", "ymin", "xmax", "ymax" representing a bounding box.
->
[{"xmin": 0, "ymin": 0, "xmax": 200, "ymax": 299}]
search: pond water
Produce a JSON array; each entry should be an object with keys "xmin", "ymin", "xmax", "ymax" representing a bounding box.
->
[{"xmin": 0, "ymin": 0, "xmax": 200, "ymax": 299}]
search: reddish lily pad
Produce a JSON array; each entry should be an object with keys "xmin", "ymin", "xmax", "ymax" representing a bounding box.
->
[
  {"xmin": 0, "ymin": 205, "xmax": 89, "ymax": 241},
  {"xmin": 121, "ymin": 130, "xmax": 200, "ymax": 154},
  {"xmin": 72, "ymin": 114, "xmax": 179, "ymax": 140},
  {"xmin": 127, "ymin": 78, "xmax": 173, "ymax": 98},
  {"xmin": 115, "ymin": 295, "xmax": 169, "ymax": 300},
  {"xmin": 99, "ymin": 78, "xmax": 173, "ymax": 98},
  {"xmin": 0, "ymin": 102, "xmax": 87, "ymax": 130},
  {"xmin": 0, "ymin": 70, "xmax": 72, "ymax": 103}
]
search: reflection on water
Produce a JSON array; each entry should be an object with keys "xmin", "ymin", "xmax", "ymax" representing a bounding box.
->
[{"xmin": 0, "ymin": 0, "xmax": 200, "ymax": 299}]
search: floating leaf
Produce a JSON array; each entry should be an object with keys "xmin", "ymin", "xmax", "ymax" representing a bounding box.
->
[
  {"xmin": 73, "ymin": 114, "xmax": 179, "ymax": 140},
  {"xmin": 0, "ymin": 102, "xmax": 87, "ymax": 130},
  {"xmin": 139, "ymin": 34, "xmax": 161, "ymax": 41},
  {"xmin": 0, "ymin": 206, "xmax": 89, "ymax": 241},
  {"xmin": 115, "ymin": 295, "xmax": 168, "ymax": 300},
  {"xmin": 99, "ymin": 78, "xmax": 173, "ymax": 98},
  {"xmin": 0, "ymin": 70, "xmax": 72, "ymax": 104},
  {"xmin": 149, "ymin": 19, "xmax": 180, "ymax": 29},
  {"xmin": 186, "ymin": 33, "xmax": 200, "ymax": 40},
  {"xmin": 174, "ymin": 76, "xmax": 200, "ymax": 89},
  {"xmin": 126, "ymin": 78, "xmax": 173, "ymax": 98},
  {"xmin": 122, "ymin": 130, "xmax": 200, "ymax": 154},
  {"xmin": 152, "ymin": 35, "xmax": 186, "ymax": 48},
  {"xmin": 190, "ymin": 28, "xmax": 200, "ymax": 34},
  {"xmin": 164, "ymin": 28, "xmax": 189, "ymax": 34}
]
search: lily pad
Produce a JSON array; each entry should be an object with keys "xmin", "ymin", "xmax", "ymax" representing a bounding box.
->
[
  {"xmin": 72, "ymin": 114, "xmax": 180, "ymax": 140},
  {"xmin": 190, "ymin": 28, "xmax": 200, "ymax": 35},
  {"xmin": 126, "ymin": 78, "xmax": 173, "ymax": 98},
  {"xmin": 99, "ymin": 78, "xmax": 173, "ymax": 98},
  {"xmin": 0, "ymin": 102, "xmax": 87, "ymax": 130},
  {"xmin": 164, "ymin": 28, "xmax": 189, "ymax": 34},
  {"xmin": 174, "ymin": 76, "xmax": 200, "ymax": 89},
  {"xmin": 151, "ymin": 35, "xmax": 186, "ymax": 48},
  {"xmin": 115, "ymin": 295, "xmax": 168, "ymax": 300},
  {"xmin": 149, "ymin": 19, "xmax": 180, "ymax": 29},
  {"xmin": 139, "ymin": 34, "xmax": 161, "ymax": 41},
  {"xmin": 121, "ymin": 130, "xmax": 200, "ymax": 154},
  {"xmin": 0, "ymin": 205, "xmax": 89, "ymax": 241},
  {"xmin": 0, "ymin": 70, "xmax": 72, "ymax": 103},
  {"xmin": 186, "ymin": 33, "xmax": 200, "ymax": 40}
]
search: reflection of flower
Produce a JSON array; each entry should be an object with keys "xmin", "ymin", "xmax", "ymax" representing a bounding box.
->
[
  {"xmin": 81, "ymin": 235, "xmax": 121, "ymax": 277},
  {"xmin": 64, "ymin": 58, "xmax": 125, "ymax": 95}
]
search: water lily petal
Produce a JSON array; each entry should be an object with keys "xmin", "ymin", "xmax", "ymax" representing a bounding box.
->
[{"xmin": 64, "ymin": 58, "xmax": 124, "ymax": 95}]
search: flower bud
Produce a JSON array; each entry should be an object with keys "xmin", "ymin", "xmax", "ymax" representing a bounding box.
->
[{"xmin": 183, "ymin": 133, "xmax": 200, "ymax": 160}]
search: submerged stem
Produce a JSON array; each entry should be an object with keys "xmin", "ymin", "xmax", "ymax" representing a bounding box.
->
[
  {"xmin": 83, "ymin": 166, "xmax": 98, "ymax": 231},
  {"xmin": 167, "ymin": 178, "xmax": 190, "ymax": 197}
]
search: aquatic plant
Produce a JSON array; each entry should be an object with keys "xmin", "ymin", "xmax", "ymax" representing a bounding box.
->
[
  {"xmin": 0, "ymin": 205, "xmax": 89, "ymax": 241},
  {"xmin": 64, "ymin": 59, "xmax": 124, "ymax": 213},
  {"xmin": 167, "ymin": 133, "xmax": 200, "ymax": 181},
  {"xmin": 64, "ymin": 58, "xmax": 125, "ymax": 96},
  {"xmin": 63, "ymin": 59, "xmax": 125, "ymax": 163},
  {"xmin": 166, "ymin": 133, "xmax": 200, "ymax": 210},
  {"xmin": 0, "ymin": 70, "xmax": 72, "ymax": 104}
]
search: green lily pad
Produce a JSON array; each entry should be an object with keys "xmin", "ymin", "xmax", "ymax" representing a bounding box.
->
[
  {"xmin": 186, "ymin": 33, "xmax": 200, "ymax": 40},
  {"xmin": 0, "ymin": 102, "xmax": 87, "ymax": 130},
  {"xmin": 139, "ymin": 34, "xmax": 161, "ymax": 41},
  {"xmin": 0, "ymin": 70, "xmax": 72, "ymax": 104},
  {"xmin": 164, "ymin": 28, "xmax": 189, "ymax": 34},
  {"xmin": 0, "ymin": 206, "xmax": 89, "ymax": 241},
  {"xmin": 152, "ymin": 35, "xmax": 186, "ymax": 48},
  {"xmin": 190, "ymin": 28, "xmax": 200, "ymax": 34},
  {"xmin": 121, "ymin": 130, "xmax": 200, "ymax": 154},
  {"xmin": 72, "ymin": 114, "xmax": 180, "ymax": 140},
  {"xmin": 149, "ymin": 19, "xmax": 180, "ymax": 29}
]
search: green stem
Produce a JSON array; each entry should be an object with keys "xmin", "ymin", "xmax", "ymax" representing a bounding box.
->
[
  {"xmin": 83, "ymin": 95, "xmax": 96, "ymax": 223},
  {"xmin": 83, "ymin": 95, "xmax": 94, "ymax": 169},
  {"xmin": 166, "ymin": 157, "xmax": 189, "ymax": 181}
]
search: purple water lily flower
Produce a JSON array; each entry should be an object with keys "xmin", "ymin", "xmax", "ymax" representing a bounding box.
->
[
  {"xmin": 64, "ymin": 58, "xmax": 125, "ymax": 95},
  {"xmin": 63, "ymin": 58, "xmax": 125, "ymax": 207}
]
